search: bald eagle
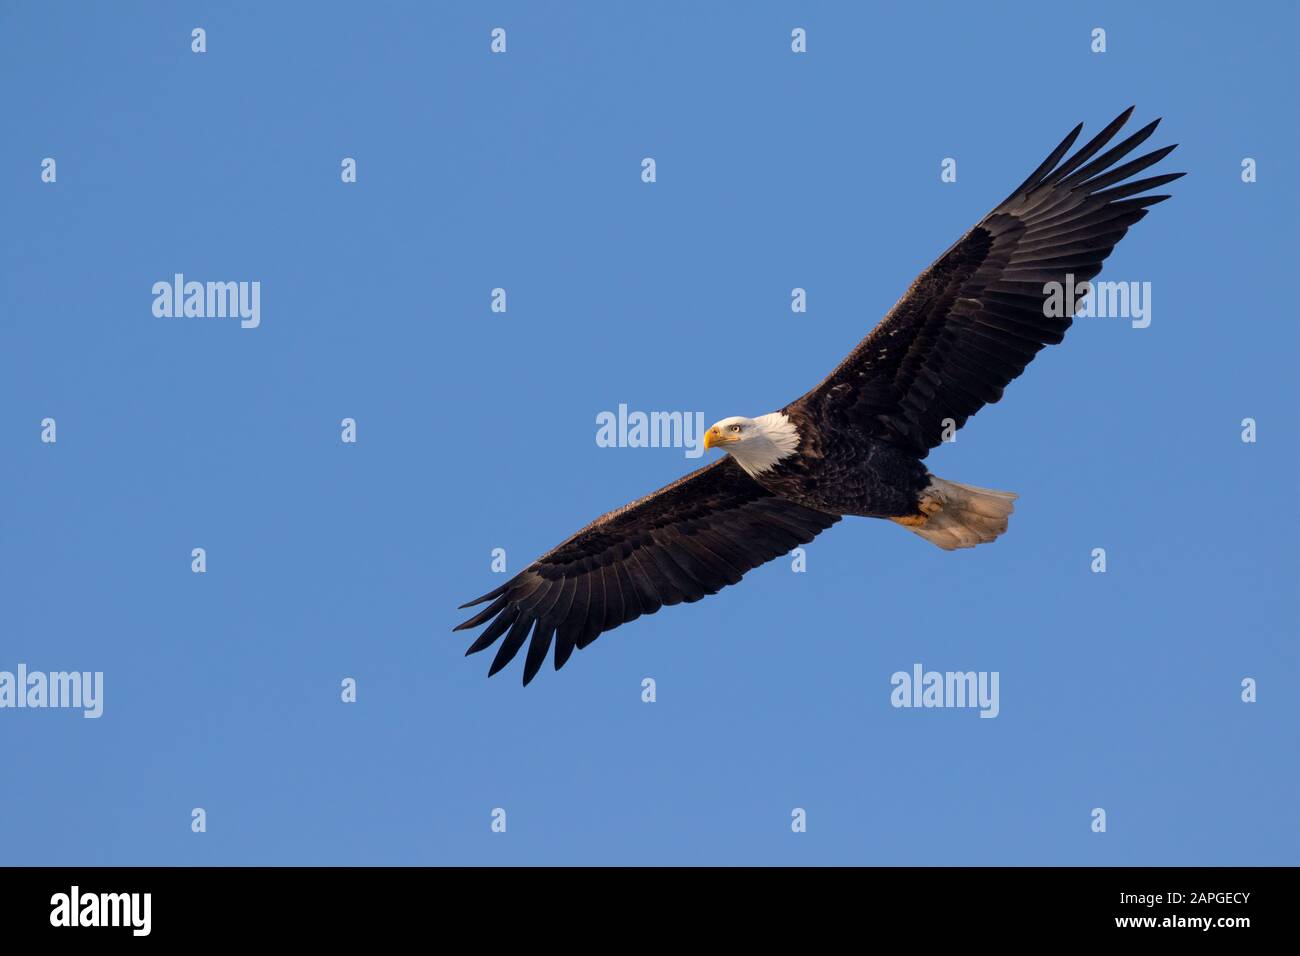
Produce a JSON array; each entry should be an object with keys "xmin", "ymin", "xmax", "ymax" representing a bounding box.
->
[{"xmin": 457, "ymin": 107, "xmax": 1181, "ymax": 684}]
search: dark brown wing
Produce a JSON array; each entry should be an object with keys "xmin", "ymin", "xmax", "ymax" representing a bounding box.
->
[
  {"xmin": 454, "ymin": 457, "xmax": 840, "ymax": 685},
  {"xmin": 795, "ymin": 107, "xmax": 1183, "ymax": 457}
]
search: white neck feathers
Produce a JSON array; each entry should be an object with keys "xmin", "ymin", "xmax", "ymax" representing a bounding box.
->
[{"xmin": 730, "ymin": 412, "xmax": 801, "ymax": 477}]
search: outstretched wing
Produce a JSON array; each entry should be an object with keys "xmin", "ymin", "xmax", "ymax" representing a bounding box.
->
[
  {"xmin": 454, "ymin": 457, "xmax": 839, "ymax": 685},
  {"xmin": 796, "ymin": 107, "xmax": 1183, "ymax": 457}
]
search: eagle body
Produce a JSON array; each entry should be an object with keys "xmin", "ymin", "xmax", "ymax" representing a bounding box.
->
[
  {"xmin": 745, "ymin": 408, "xmax": 930, "ymax": 520},
  {"xmin": 456, "ymin": 108, "xmax": 1183, "ymax": 685}
]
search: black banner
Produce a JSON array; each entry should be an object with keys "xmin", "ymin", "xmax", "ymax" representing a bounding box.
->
[{"xmin": 0, "ymin": 866, "xmax": 1283, "ymax": 941}]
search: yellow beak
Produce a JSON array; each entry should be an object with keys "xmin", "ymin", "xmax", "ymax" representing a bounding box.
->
[{"xmin": 703, "ymin": 426, "xmax": 730, "ymax": 451}]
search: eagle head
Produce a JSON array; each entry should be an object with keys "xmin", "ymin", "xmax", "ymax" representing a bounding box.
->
[
  {"xmin": 702, "ymin": 416, "xmax": 752, "ymax": 450},
  {"xmin": 703, "ymin": 413, "xmax": 801, "ymax": 476}
]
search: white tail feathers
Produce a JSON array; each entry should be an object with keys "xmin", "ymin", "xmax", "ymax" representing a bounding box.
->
[{"xmin": 897, "ymin": 476, "xmax": 1018, "ymax": 551}]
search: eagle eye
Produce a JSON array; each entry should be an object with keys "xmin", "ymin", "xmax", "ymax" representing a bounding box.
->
[{"xmin": 730, "ymin": 424, "xmax": 741, "ymax": 433}]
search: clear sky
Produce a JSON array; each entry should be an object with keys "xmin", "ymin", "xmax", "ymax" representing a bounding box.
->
[{"xmin": 1, "ymin": 2, "xmax": 1295, "ymax": 865}]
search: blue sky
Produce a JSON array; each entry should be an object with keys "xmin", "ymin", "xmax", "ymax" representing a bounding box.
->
[{"xmin": 1, "ymin": 2, "xmax": 1295, "ymax": 865}]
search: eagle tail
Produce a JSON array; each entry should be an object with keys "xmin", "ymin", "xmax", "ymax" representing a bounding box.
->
[{"xmin": 895, "ymin": 477, "xmax": 1018, "ymax": 551}]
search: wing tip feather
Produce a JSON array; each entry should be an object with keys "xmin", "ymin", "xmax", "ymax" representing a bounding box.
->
[{"xmin": 458, "ymin": 583, "xmax": 506, "ymax": 610}]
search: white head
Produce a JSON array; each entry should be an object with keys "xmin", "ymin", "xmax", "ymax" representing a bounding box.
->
[{"xmin": 703, "ymin": 413, "xmax": 801, "ymax": 478}]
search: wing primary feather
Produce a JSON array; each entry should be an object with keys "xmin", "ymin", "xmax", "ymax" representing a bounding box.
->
[
  {"xmin": 521, "ymin": 624, "xmax": 556, "ymax": 686},
  {"xmin": 600, "ymin": 564, "xmax": 625, "ymax": 632},
  {"xmin": 1044, "ymin": 106, "xmax": 1136, "ymax": 184},
  {"xmin": 530, "ymin": 576, "xmax": 569, "ymax": 626},
  {"xmin": 453, "ymin": 594, "xmax": 509, "ymax": 632},
  {"xmin": 553, "ymin": 577, "xmax": 589, "ymax": 670},
  {"xmin": 1057, "ymin": 121, "xmax": 1163, "ymax": 190},
  {"xmin": 513, "ymin": 578, "xmax": 559, "ymax": 617},
  {"xmin": 1073, "ymin": 146, "xmax": 1179, "ymax": 193},
  {"xmin": 1003, "ymin": 122, "xmax": 1083, "ymax": 199},
  {"xmin": 489, "ymin": 615, "xmax": 537, "ymax": 677},
  {"xmin": 629, "ymin": 547, "xmax": 673, "ymax": 601},
  {"xmin": 554, "ymin": 621, "xmax": 582, "ymax": 670},
  {"xmin": 544, "ymin": 576, "xmax": 578, "ymax": 629},
  {"xmin": 626, "ymin": 551, "xmax": 665, "ymax": 615},
  {"xmin": 458, "ymin": 583, "xmax": 507, "ymax": 610},
  {"xmin": 614, "ymin": 561, "xmax": 644, "ymax": 623},
  {"xmin": 1088, "ymin": 171, "xmax": 1185, "ymax": 203},
  {"xmin": 465, "ymin": 606, "xmax": 519, "ymax": 656}
]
